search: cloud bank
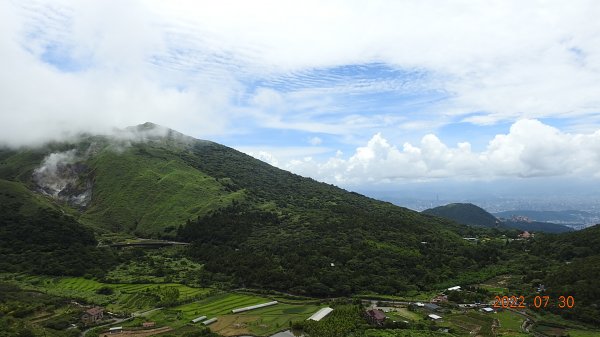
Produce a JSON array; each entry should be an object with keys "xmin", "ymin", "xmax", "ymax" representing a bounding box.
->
[{"xmin": 257, "ymin": 119, "xmax": 600, "ymax": 184}]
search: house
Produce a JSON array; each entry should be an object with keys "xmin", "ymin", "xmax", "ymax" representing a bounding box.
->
[
  {"xmin": 431, "ymin": 295, "xmax": 448, "ymax": 303},
  {"xmin": 424, "ymin": 303, "xmax": 441, "ymax": 312},
  {"xmin": 142, "ymin": 322, "xmax": 155, "ymax": 328},
  {"xmin": 518, "ymin": 231, "xmax": 533, "ymax": 239},
  {"xmin": 428, "ymin": 314, "xmax": 443, "ymax": 321},
  {"xmin": 81, "ymin": 307, "xmax": 104, "ymax": 325},
  {"xmin": 481, "ymin": 307, "xmax": 495, "ymax": 313},
  {"xmin": 447, "ymin": 285, "xmax": 461, "ymax": 291},
  {"xmin": 366, "ymin": 309, "xmax": 386, "ymax": 326}
]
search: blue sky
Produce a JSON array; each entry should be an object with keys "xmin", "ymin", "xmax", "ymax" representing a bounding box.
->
[{"xmin": 2, "ymin": 0, "xmax": 600, "ymax": 194}]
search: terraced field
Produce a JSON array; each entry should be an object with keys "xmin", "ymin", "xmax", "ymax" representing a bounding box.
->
[
  {"xmin": 145, "ymin": 293, "xmax": 323, "ymax": 336},
  {"xmin": 232, "ymin": 302, "xmax": 322, "ymax": 336},
  {"xmin": 176, "ymin": 293, "xmax": 270, "ymax": 319},
  {"xmin": 7, "ymin": 275, "xmax": 210, "ymax": 312}
]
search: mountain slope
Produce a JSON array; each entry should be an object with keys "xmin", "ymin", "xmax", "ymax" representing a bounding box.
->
[
  {"xmin": 0, "ymin": 123, "xmax": 510, "ymax": 296},
  {"xmin": 423, "ymin": 203, "xmax": 499, "ymax": 227},
  {"xmin": 0, "ymin": 179, "xmax": 115, "ymax": 276},
  {"xmin": 80, "ymin": 143, "xmax": 246, "ymax": 234}
]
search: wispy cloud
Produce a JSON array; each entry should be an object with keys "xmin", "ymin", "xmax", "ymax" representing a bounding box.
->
[{"xmin": 2, "ymin": 0, "xmax": 600, "ymax": 187}]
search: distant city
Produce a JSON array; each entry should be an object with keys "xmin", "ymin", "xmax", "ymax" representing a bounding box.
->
[{"xmin": 361, "ymin": 193, "xmax": 600, "ymax": 229}]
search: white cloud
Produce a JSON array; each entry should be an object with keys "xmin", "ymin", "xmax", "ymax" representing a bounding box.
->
[
  {"xmin": 308, "ymin": 136, "xmax": 322, "ymax": 146},
  {"xmin": 2, "ymin": 0, "xmax": 600, "ymax": 147},
  {"xmin": 251, "ymin": 120, "xmax": 600, "ymax": 184}
]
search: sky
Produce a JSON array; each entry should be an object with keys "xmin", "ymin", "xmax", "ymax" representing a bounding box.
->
[{"xmin": 2, "ymin": 0, "xmax": 600, "ymax": 201}]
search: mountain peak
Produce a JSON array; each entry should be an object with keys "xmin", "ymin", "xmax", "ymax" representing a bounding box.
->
[{"xmin": 423, "ymin": 203, "xmax": 498, "ymax": 227}]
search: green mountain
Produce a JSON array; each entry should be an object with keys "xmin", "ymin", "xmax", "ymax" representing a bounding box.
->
[
  {"xmin": 423, "ymin": 202, "xmax": 573, "ymax": 233},
  {"xmin": 0, "ymin": 123, "xmax": 508, "ymax": 295},
  {"xmin": 2, "ymin": 123, "xmax": 600, "ymax": 326},
  {"xmin": 423, "ymin": 203, "xmax": 499, "ymax": 227}
]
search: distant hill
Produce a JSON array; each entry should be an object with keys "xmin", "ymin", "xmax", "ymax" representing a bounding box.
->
[
  {"xmin": 501, "ymin": 219, "xmax": 573, "ymax": 233},
  {"xmin": 494, "ymin": 209, "xmax": 596, "ymax": 229},
  {"xmin": 423, "ymin": 203, "xmax": 499, "ymax": 227},
  {"xmin": 423, "ymin": 203, "xmax": 573, "ymax": 233}
]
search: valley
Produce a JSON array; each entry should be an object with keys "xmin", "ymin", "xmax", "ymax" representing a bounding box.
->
[{"xmin": 1, "ymin": 125, "xmax": 600, "ymax": 337}]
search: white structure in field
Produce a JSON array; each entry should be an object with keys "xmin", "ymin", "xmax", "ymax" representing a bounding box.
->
[
  {"xmin": 191, "ymin": 316, "xmax": 207, "ymax": 323},
  {"xmin": 428, "ymin": 314, "xmax": 442, "ymax": 320},
  {"xmin": 231, "ymin": 301, "xmax": 278, "ymax": 313},
  {"xmin": 307, "ymin": 307, "xmax": 333, "ymax": 321},
  {"xmin": 202, "ymin": 318, "xmax": 217, "ymax": 325},
  {"xmin": 447, "ymin": 286, "xmax": 461, "ymax": 291},
  {"xmin": 109, "ymin": 326, "xmax": 123, "ymax": 333}
]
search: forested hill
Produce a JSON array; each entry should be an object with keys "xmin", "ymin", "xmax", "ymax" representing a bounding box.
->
[
  {"xmin": 0, "ymin": 179, "xmax": 115, "ymax": 276},
  {"xmin": 0, "ymin": 123, "xmax": 507, "ymax": 296},
  {"xmin": 529, "ymin": 225, "xmax": 600, "ymax": 324},
  {"xmin": 423, "ymin": 203, "xmax": 499, "ymax": 227},
  {"xmin": 423, "ymin": 202, "xmax": 573, "ymax": 233}
]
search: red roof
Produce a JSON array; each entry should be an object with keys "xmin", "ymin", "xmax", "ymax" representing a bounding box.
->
[
  {"xmin": 367, "ymin": 309, "xmax": 386, "ymax": 321},
  {"xmin": 85, "ymin": 307, "xmax": 103, "ymax": 315}
]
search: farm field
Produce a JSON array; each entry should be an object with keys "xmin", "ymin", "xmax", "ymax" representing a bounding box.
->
[
  {"xmin": 567, "ymin": 329, "xmax": 600, "ymax": 337},
  {"xmin": 365, "ymin": 329, "xmax": 458, "ymax": 337},
  {"xmin": 534, "ymin": 324, "xmax": 568, "ymax": 336},
  {"xmin": 447, "ymin": 311, "xmax": 496, "ymax": 337},
  {"xmin": 104, "ymin": 250, "xmax": 204, "ymax": 284},
  {"xmin": 478, "ymin": 274, "xmax": 516, "ymax": 295},
  {"xmin": 495, "ymin": 310, "xmax": 528, "ymax": 336},
  {"xmin": 144, "ymin": 293, "xmax": 324, "ymax": 336},
  {"xmin": 2, "ymin": 275, "xmax": 211, "ymax": 312},
  {"xmin": 385, "ymin": 307, "xmax": 421, "ymax": 321}
]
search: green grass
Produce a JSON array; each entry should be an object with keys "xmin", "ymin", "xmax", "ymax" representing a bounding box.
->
[
  {"xmin": 0, "ymin": 179, "xmax": 60, "ymax": 216},
  {"xmin": 366, "ymin": 330, "xmax": 459, "ymax": 337},
  {"xmin": 145, "ymin": 293, "xmax": 322, "ymax": 336},
  {"xmin": 448, "ymin": 312, "xmax": 495, "ymax": 337},
  {"xmin": 104, "ymin": 251, "xmax": 204, "ymax": 284},
  {"xmin": 174, "ymin": 293, "xmax": 270, "ymax": 319},
  {"xmin": 567, "ymin": 329, "xmax": 600, "ymax": 337},
  {"xmin": 5, "ymin": 275, "xmax": 211, "ymax": 312},
  {"xmin": 79, "ymin": 144, "xmax": 246, "ymax": 234},
  {"xmin": 495, "ymin": 310, "xmax": 529, "ymax": 336},
  {"xmin": 239, "ymin": 302, "xmax": 322, "ymax": 336},
  {"xmin": 354, "ymin": 290, "xmax": 439, "ymax": 302},
  {"xmin": 385, "ymin": 307, "xmax": 421, "ymax": 321},
  {"xmin": 496, "ymin": 310, "xmax": 524, "ymax": 330}
]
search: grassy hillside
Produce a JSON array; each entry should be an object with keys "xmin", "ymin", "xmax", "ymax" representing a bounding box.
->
[{"xmin": 80, "ymin": 144, "xmax": 245, "ymax": 234}]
